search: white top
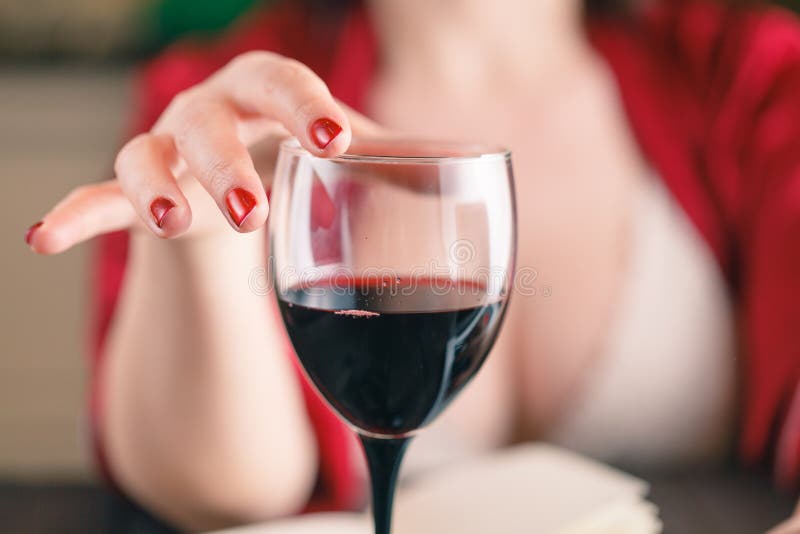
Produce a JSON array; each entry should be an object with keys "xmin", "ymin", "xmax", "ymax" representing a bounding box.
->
[{"xmin": 545, "ymin": 176, "xmax": 737, "ymax": 468}]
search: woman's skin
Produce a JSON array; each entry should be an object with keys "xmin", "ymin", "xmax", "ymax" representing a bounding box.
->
[{"xmin": 24, "ymin": 0, "xmax": 798, "ymax": 531}]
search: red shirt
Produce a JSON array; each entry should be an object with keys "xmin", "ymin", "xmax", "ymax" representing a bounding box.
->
[{"xmin": 90, "ymin": 0, "xmax": 800, "ymax": 511}]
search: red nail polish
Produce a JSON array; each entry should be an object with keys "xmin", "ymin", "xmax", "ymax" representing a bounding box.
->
[
  {"xmin": 310, "ymin": 118, "xmax": 342, "ymax": 149},
  {"xmin": 225, "ymin": 188, "xmax": 257, "ymax": 227},
  {"xmin": 150, "ymin": 197, "xmax": 175, "ymax": 229},
  {"xmin": 25, "ymin": 221, "xmax": 43, "ymax": 245}
]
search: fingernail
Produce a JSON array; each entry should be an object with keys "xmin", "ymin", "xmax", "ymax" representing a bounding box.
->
[
  {"xmin": 225, "ymin": 188, "xmax": 257, "ymax": 227},
  {"xmin": 150, "ymin": 197, "xmax": 176, "ymax": 229},
  {"xmin": 310, "ymin": 118, "xmax": 342, "ymax": 149},
  {"xmin": 25, "ymin": 221, "xmax": 43, "ymax": 246}
]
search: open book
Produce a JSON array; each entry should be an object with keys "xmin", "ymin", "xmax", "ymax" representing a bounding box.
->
[{"xmin": 214, "ymin": 444, "xmax": 662, "ymax": 534}]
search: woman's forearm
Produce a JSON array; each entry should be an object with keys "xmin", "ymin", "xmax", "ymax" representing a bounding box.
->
[{"xmin": 101, "ymin": 227, "xmax": 318, "ymax": 530}]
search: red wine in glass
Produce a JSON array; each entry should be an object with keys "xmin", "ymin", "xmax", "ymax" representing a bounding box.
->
[
  {"xmin": 270, "ymin": 138, "xmax": 516, "ymax": 534},
  {"xmin": 278, "ymin": 276, "xmax": 507, "ymax": 437}
]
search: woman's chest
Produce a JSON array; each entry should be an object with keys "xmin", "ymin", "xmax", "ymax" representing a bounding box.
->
[{"xmin": 365, "ymin": 68, "xmax": 649, "ymax": 439}]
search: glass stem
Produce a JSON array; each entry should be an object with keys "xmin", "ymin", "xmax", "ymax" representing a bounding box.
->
[{"xmin": 359, "ymin": 435, "xmax": 411, "ymax": 534}]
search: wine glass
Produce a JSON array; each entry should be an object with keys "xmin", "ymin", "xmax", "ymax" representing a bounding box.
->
[{"xmin": 269, "ymin": 137, "xmax": 516, "ymax": 534}]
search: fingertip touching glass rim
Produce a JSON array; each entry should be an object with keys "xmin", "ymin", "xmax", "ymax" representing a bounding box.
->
[{"xmin": 280, "ymin": 137, "xmax": 511, "ymax": 165}]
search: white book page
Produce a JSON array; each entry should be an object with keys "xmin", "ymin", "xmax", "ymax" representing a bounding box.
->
[{"xmin": 213, "ymin": 444, "xmax": 661, "ymax": 534}]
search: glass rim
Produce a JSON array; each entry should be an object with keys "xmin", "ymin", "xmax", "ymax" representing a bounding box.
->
[{"xmin": 280, "ymin": 137, "xmax": 511, "ymax": 165}]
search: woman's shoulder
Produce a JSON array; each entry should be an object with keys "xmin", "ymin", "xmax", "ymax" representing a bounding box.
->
[
  {"xmin": 590, "ymin": 0, "xmax": 800, "ymax": 261},
  {"xmin": 664, "ymin": 1, "xmax": 800, "ymax": 192},
  {"xmin": 592, "ymin": 0, "xmax": 800, "ymax": 94},
  {"xmin": 656, "ymin": 2, "xmax": 800, "ymax": 149},
  {"xmin": 655, "ymin": 0, "xmax": 800, "ymax": 95}
]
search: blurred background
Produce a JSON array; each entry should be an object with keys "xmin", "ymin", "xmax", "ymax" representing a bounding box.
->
[{"xmin": 2, "ymin": 1, "xmax": 800, "ymax": 532}]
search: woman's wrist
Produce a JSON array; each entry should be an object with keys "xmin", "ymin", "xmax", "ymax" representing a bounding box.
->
[{"xmin": 128, "ymin": 224, "xmax": 268, "ymax": 290}]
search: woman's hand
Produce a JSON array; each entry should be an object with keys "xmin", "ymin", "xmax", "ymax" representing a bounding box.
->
[{"xmin": 25, "ymin": 51, "xmax": 380, "ymax": 254}]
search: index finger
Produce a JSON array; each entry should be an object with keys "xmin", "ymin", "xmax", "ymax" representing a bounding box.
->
[{"xmin": 209, "ymin": 51, "xmax": 352, "ymax": 158}]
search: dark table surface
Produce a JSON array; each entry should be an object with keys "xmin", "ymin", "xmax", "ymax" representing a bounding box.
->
[
  {"xmin": 0, "ymin": 469, "xmax": 795, "ymax": 534},
  {"xmin": 637, "ymin": 469, "xmax": 795, "ymax": 533}
]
